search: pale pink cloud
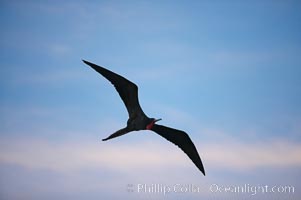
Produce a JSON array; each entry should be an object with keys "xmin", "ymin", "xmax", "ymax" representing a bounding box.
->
[{"xmin": 1, "ymin": 137, "xmax": 300, "ymax": 174}]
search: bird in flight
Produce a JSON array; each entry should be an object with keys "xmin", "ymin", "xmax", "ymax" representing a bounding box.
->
[{"xmin": 83, "ymin": 60, "xmax": 205, "ymax": 175}]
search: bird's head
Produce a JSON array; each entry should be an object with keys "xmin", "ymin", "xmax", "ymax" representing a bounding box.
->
[{"xmin": 146, "ymin": 118, "xmax": 162, "ymax": 130}]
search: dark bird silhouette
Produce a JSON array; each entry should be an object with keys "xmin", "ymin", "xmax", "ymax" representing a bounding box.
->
[{"xmin": 83, "ymin": 60, "xmax": 205, "ymax": 175}]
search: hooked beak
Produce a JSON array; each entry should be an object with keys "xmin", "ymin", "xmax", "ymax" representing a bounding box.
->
[{"xmin": 154, "ymin": 118, "xmax": 162, "ymax": 123}]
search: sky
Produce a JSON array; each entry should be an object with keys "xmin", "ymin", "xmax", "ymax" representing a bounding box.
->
[{"xmin": 0, "ymin": 0, "xmax": 301, "ymax": 199}]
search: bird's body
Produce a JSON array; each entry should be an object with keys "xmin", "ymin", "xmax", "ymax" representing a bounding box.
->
[{"xmin": 83, "ymin": 60, "xmax": 205, "ymax": 175}]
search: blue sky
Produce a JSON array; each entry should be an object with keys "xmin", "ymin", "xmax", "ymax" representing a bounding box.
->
[{"xmin": 1, "ymin": 0, "xmax": 301, "ymax": 199}]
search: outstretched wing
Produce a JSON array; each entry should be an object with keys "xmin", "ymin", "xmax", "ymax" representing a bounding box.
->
[
  {"xmin": 83, "ymin": 60, "xmax": 146, "ymax": 119},
  {"xmin": 151, "ymin": 124, "xmax": 205, "ymax": 175}
]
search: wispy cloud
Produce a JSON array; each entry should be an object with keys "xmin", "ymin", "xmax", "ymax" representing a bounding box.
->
[
  {"xmin": 48, "ymin": 43, "xmax": 72, "ymax": 57},
  {"xmin": 1, "ymin": 136, "xmax": 300, "ymax": 174},
  {"xmin": 0, "ymin": 64, "xmax": 88, "ymax": 87},
  {"xmin": 202, "ymin": 139, "xmax": 301, "ymax": 171},
  {"xmin": 0, "ymin": 138, "xmax": 183, "ymax": 173},
  {"xmin": 208, "ymin": 48, "xmax": 301, "ymax": 68}
]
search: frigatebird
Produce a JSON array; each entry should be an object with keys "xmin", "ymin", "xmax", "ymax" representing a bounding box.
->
[{"xmin": 83, "ymin": 60, "xmax": 205, "ymax": 175}]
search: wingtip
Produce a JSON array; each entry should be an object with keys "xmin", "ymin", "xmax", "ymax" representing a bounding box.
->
[
  {"xmin": 82, "ymin": 59, "xmax": 89, "ymax": 64},
  {"xmin": 199, "ymin": 165, "xmax": 206, "ymax": 176},
  {"xmin": 196, "ymin": 161, "xmax": 205, "ymax": 176},
  {"xmin": 197, "ymin": 166, "xmax": 205, "ymax": 176},
  {"xmin": 82, "ymin": 59, "xmax": 98, "ymax": 69}
]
